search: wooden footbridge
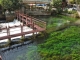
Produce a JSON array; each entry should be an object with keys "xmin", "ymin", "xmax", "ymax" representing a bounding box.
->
[{"xmin": 0, "ymin": 12, "xmax": 46, "ymax": 40}]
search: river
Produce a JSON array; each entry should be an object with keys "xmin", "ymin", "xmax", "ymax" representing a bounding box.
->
[
  {"xmin": 0, "ymin": 15, "xmax": 68, "ymax": 60},
  {"xmin": 0, "ymin": 17, "xmax": 45, "ymax": 60},
  {"xmin": 0, "ymin": 40, "xmax": 42, "ymax": 60}
]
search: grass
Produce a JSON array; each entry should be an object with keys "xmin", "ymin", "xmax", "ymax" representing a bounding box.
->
[
  {"xmin": 44, "ymin": 15, "xmax": 77, "ymax": 33},
  {"xmin": 48, "ymin": 15, "xmax": 77, "ymax": 23},
  {"xmin": 38, "ymin": 14, "xmax": 80, "ymax": 60},
  {"xmin": 38, "ymin": 26, "xmax": 80, "ymax": 60}
]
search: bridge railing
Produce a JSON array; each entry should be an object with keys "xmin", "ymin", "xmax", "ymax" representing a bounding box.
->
[
  {"xmin": 0, "ymin": 12, "xmax": 47, "ymax": 40},
  {"xmin": 32, "ymin": 17, "xmax": 46, "ymax": 29},
  {"xmin": 15, "ymin": 11, "xmax": 46, "ymax": 29}
]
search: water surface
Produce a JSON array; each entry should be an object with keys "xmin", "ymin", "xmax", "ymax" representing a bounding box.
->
[{"xmin": 0, "ymin": 41, "xmax": 41, "ymax": 60}]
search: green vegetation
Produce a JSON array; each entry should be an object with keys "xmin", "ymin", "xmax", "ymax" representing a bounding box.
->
[
  {"xmin": 0, "ymin": 0, "xmax": 22, "ymax": 11},
  {"xmin": 67, "ymin": 10, "xmax": 77, "ymax": 14},
  {"xmin": 46, "ymin": 15, "xmax": 77, "ymax": 33},
  {"xmin": 38, "ymin": 26, "xmax": 80, "ymax": 60},
  {"xmin": 38, "ymin": 15, "xmax": 79, "ymax": 60},
  {"xmin": 70, "ymin": 0, "xmax": 80, "ymax": 4},
  {"xmin": 50, "ymin": 0, "xmax": 63, "ymax": 15},
  {"xmin": 63, "ymin": 9, "xmax": 79, "ymax": 18},
  {"xmin": 53, "ymin": 0, "xmax": 62, "ymax": 14}
]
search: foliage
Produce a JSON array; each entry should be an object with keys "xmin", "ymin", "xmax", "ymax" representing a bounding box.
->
[
  {"xmin": 0, "ymin": 0, "xmax": 22, "ymax": 11},
  {"xmin": 72, "ymin": 12, "xmax": 80, "ymax": 18},
  {"xmin": 53, "ymin": 0, "xmax": 63, "ymax": 14},
  {"xmin": 69, "ymin": 0, "xmax": 80, "ymax": 4},
  {"xmin": 47, "ymin": 15, "xmax": 76, "ymax": 28},
  {"xmin": 68, "ymin": 10, "xmax": 77, "ymax": 14},
  {"xmin": 75, "ymin": 0, "xmax": 80, "ymax": 4},
  {"xmin": 44, "ymin": 15, "xmax": 77, "ymax": 34},
  {"xmin": 50, "ymin": 0, "xmax": 63, "ymax": 15},
  {"xmin": 70, "ymin": 0, "xmax": 76, "ymax": 4},
  {"xmin": 38, "ymin": 26, "xmax": 80, "ymax": 60}
]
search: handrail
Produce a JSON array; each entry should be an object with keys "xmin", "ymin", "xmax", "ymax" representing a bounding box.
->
[
  {"xmin": 0, "ymin": 12, "xmax": 46, "ymax": 40},
  {"xmin": 16, "ymin": 11, "xmax": 46, "ymax": 29}
]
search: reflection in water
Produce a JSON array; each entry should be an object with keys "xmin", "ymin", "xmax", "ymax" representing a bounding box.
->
[{"xmin": 0, "ymin": 41, "xmax": 41, "ymax": 60}]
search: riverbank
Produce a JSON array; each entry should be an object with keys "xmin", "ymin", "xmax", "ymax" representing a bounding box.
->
[
  {"xmin": 0, "ymin": 40, "xmax": 42, "ymax": 60},
  {"xmin": 38, "ymin": 15, "xmax": 80, "ymax": 60},
  {"xmin": 0, "ymin": 14, "xmax": 80, "ymax": 60}
]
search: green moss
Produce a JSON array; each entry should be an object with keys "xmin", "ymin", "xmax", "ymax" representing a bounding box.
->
[{"xmin": 38, "ymin": 26, "xmax": 80, "ymax": 60}]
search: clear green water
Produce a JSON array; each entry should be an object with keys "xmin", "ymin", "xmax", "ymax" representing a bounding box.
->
[{"xmin": 1, "ymin": 41, "xmax": 41, "ymax": 60}]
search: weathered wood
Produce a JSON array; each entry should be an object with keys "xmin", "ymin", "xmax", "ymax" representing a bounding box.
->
[{"xmin": 0, "ymin": 12, "xmax": 46, "ymax": 40}]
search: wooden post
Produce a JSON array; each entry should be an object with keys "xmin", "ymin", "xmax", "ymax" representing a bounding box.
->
[
  {"xmin": 32, "ymin": 22, "xmax": 34, "ymax": 30},
  {"xmin": 31, "ymin": 16, "xmax": 33, "ymax": 28},
  {"xmin": 7, "ymin": 26, "xmax": 11, "ymax": 46},
  {"xmin": 32, "ymin": 22, "xmax": 36, "ymax": 40},
  {"xmin": 8, "ymin": 26, "xmax": 11, "ymax": 41},
  {"xmin": 19, "ymin": 14, "xmax": 21, "ymax": 21},
  {"xmin": 17, "ymin": 13, "xmax": 18, "ymax": 20},
  {"xmin": 21, "ymin": 23, "xmax": 25, "ymax": 39},
  {"xmin": 21, "ymin": 23, "xmax": 23, "ymax": 34},
  {"xmin": 21, "ymin": 15, "xmax": 23, "ymax": 23},
  {"xmin": 26, "ymin": 18, "xmax": 27, "ymax": 25},
  {"xmin": 18, "ymin": 13, "xmax": 19, "ymax": 20},
  {"xmin": 30, "ymin": 16, "xmax": 32, "ymax": 28},
  {"xmin": 33, "ymin": 32, "xmax": 35, "ymax": 40},
  {"xmin": 7, "ymin": 27, "xmax": 10, "ymax": 37}
]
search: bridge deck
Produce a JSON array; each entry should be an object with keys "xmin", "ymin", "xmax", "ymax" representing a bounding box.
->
[
  {"xmin": 0, "ymin": 12, "xmax": 46, "ymax": 40},
  {"xmin": 0, "ymin": 25, "xmax": 44, "ymax": 40}
]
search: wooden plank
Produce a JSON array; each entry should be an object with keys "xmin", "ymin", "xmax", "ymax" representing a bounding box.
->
[
  {"xmin": 0, "ymin": 28, "xmax": 44, "ymax": 40},
  {"xmin": 0, "ymin": 12, "xmax": 46, "ymax": 40}
]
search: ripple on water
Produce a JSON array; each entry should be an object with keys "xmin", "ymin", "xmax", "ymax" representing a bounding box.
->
[{"xmin": 0, "ymin": 42, "xmax": 41, "ymax": 60}]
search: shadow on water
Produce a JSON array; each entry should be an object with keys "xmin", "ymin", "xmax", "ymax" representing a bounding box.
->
[{"xmin": 0, "ymin": 39, "xmax": 42, "ymax": 60}]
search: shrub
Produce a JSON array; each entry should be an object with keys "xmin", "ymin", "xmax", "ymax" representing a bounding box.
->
[{"xmin": 38, "ymin": 26, "xmax": 80, "ymax": 60}]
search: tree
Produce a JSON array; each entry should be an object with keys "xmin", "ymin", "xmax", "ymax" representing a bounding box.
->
[
  {"xmin": 69, "ymin": 0, "xmax": 76, "ymax": 4},
  {"xmin": 53, "ymin": 0, "xmax": 63, "ymax": 14},
  {"xmin": 69, "ymin": 0, "xmax": 80, "ymax": 4},
  {"xmin": 76, "ymin": 0, "xmax": 80, "ymax": 4},
  {"xmin": 0, "ymin": 0, "xmax": 22, "ymax": 11}
]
